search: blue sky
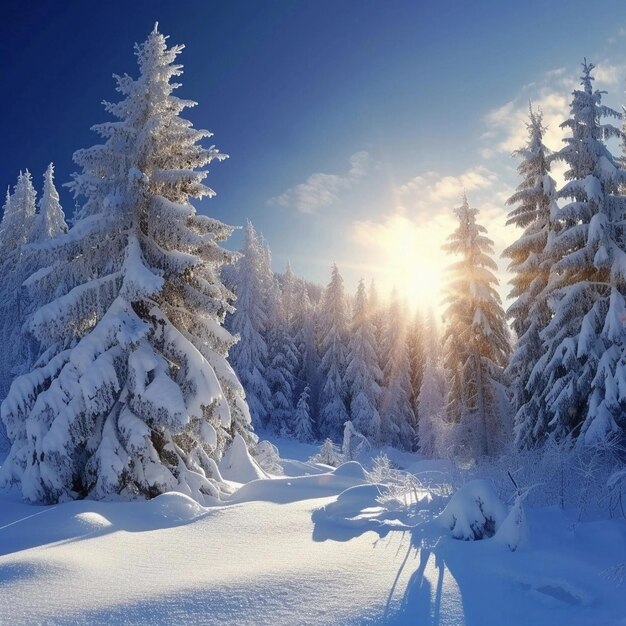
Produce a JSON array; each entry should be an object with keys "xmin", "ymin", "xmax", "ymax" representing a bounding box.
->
[{"xmin": 4, "ymin": 1, "xmax": 626, "ymax": 308}]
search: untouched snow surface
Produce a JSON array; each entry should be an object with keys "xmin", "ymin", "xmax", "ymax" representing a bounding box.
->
[{"xmin": 0, "ymin": 441, "xmax": 625, "ymax": 625}]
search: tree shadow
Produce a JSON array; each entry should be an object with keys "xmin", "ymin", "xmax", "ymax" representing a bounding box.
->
[{"xmin": 310, "ymin": 484, "xmax": 466, "ymax": 625}]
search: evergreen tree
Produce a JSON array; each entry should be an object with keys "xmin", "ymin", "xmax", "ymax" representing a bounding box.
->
[
  {"xmin": 317, "ymin": 264, "xmax": 349, "ymax": 441},
  {"xmin": 442, "ymin": 195, "xmax": 511, "ymax": 458},
  {"xmin": 503, "ymin": 106, "xmax": 558, "ymax": 449},
  {"xmin": 28, "ymin": 163, "xmax": 68, "ymax": 243},
  {"xmin": 345, "ymin": 279, "xmax": 382, "ymax": 442},
  {"xmin": 281, "ymin": 261, "xmax": 299, "ymax": 332},
  {"xmin": 409, "ymin": 308, "xmax": 426, "ymax": 413},
  {"xmin": 228, "ymin": 221, "xmax": 272, "ymax": 429},
  {"xmin": 0, "ymin": 170, "xmax": 36, "ymax": 252},
  {"xmin": 417, "ymin": 353, "xmax": 446, "ymax": 459},
  {"xmin": 0, "ymin": 26, "xmax": 252, "ymax": 504},
  {"xmin": 368, "ymin": 279, "xmax": 385, "ymax": 372},
  {"xmin": 535, "ymin": 60, "xmax": 626, "ymax": 445},
  {"xmin": 380, "ymin": 291, "xmax": 417, "ymax": 450},
  {"xmin": 266, "ymin": 280, "xmax": 299, "ymax": 434},
  {"xmin": 293, "ymin": 385, "xmax": 314, "ymax": 442},
  {"xmin": 294, "ymin": 284, "xmax": 320, "ymax": 424},
  {"xmin": 0, "ymin": 172, "xmax": 37, "ymax": 398}
]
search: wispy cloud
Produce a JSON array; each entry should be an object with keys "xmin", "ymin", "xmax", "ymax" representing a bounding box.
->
[
  {"xmin": 395, "ymin": 165, "xmax": 499, "ymax": 214},
  {"xmin": 480, "ymin": 62, "xmax": 626, "ymax": 162},
  {"xmin": 267, "ymin": 151, "xmax": 371, "ymax": 214}
]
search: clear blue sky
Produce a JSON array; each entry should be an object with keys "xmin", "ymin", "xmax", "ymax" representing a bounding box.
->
[{"xmin": 4, "ymin": 1, "xmax": 626, "ymax": 305}]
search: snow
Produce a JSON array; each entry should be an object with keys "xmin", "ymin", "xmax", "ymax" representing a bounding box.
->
[
  {"xmin": 219, "ymin": 433, "xmax": 268, "ymax": 484},
  {"xmin": 0, "ymin": 438, "xmax": 624, "ymax": 625},
  {"xmin": 437, "ymin": 479, "xmax": 507, "ymax": 540}
]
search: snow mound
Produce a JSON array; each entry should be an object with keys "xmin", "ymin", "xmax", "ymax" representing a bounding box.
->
[
  {"xmin": 438, "ymin": 479, "xmax": 507, "ymax": 540},
  {"xmin": 143, "ymin": 492, "xmax": 207, "ymax": 522},
  {"xmin": 73, "ymin": 512, "xmax": 113, "ymax": 531},
  {"xmin": 332, "ymin": 461, "xmax": 368, "ymax": 480},
  {"xmin": 228, "ymin": 464, "xmax": 368, "ymax": 505},
  {"xmin": 312, "ymin": 483, "xmax": 393, "ymax": 538},
  {"xmin": 494, "ymin": 492, "xmax": 527, "ymax": 551},
  {"xmin": 219, "ymin": 433, "xmax": 269, "ymax": 484}
]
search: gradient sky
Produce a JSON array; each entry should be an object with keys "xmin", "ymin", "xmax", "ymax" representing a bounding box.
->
[{"xmin": 4, "ymin": 1, "xmax": 626, "ymax": 309}]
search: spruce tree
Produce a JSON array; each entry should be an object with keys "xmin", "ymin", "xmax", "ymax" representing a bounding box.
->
[
  {"xmin": 266, "ymin": 280, "xmax": 299, "ymax": 434},
  {"xmin": 503, "ymin": 107, "xmax": 558, "ymax": 449},
  {"xmin": 345, "ymin": 279, "xmax": 382, "ymax": 442},
  {"xmin": 294, "ymin": 284, "xmax": 320, "ymax": 426},
  {"xmin": 228, "ymin": 221, "xmax": 272, "ymax": 429},
  {"xmin": 28, "ymin": 163, "xmax": 68, "ymax": 243},
  {"xmin": 0, "ymin": 170, "xmax": 36, "ymax": 252},
  {"xmin": 535, "ymin": 60, "xmax": 626, "ymax": 445},
  {"xmin": 409, "ymin": 308, "xmax": 426, "ymax": 415},
  {"xmin": 317, "ymin": 264, "xmax": 349, "ymax": 441},
  {"xmin": 294, "ymin": 385, "xmax": 314, "ymax": 442},
  {"xmin": 442, "ymin": 195, "xmax": 511, "ymax": 458},
  {"xmin": 1, "ymin": 26, "xmax": 253, "ymax": 504},
  {"xmin": 0, "ymin": 172, "xmax": 38, "ymax": 398},
  {"xmin": 380, "ymin": 291, "xmax": 417, "ymax": 450},
  {"xmin": 417, "ymin": 354, "xmax": 446, "ymax": 459}
]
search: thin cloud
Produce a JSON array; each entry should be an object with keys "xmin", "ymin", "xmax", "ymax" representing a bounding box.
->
[
  {"xmin": 396, "ymin": 166, "xmax": 498, "ymax": 213},
  {"xmin": 480, "ymin": 61, "xmax": 626, "ymax": 160},
  {"xmin": 267, "ymin": 151, "xmax": 371, "ymax": 214}
]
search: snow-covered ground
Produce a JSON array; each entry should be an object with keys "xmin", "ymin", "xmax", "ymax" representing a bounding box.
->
[{"xmin": 0, "ymin": 439, "xmax": 624, "ymax": 625}]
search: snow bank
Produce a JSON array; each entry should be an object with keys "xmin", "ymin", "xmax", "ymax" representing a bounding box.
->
[
  {"xmin": 437, "ymin": 479, "xmax": 507, "ymax": 540},
  {"xmin": 228, "ymin": 462, "xmax": 368, "ymax": 505}
]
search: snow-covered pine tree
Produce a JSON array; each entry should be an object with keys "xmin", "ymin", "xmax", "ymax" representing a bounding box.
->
[
  {"xmin": 293, "ymin": 385, "xmax": 314, "ymax": 442},
  {"xmin": 535, "ymin": 60, "xmax": 626, "ymax": 446},
  {"xmin": 294, "ymin": 283, "xmax": 320, "ymax": 425},
  {"xmin": 442, "ymin": 195, "xmax": 511, "ymax": 459},
  {"xmin": 503, "ymin": 106, "xmax": 559, "ymax": 449},
  {"xmin": 417, "ymin": 351, "xmax": 446, "ymax": 459},
  {"xmin": 0, "ymin": 170, "xmax": 36, "ymax": 252},
  {"xmin": 0, "ymin": 171, "xmax": 38, "ymax": 397},
  {"xmin": 317, "ymin": 264, "xmax": 349, "ymax": 441},
  {"xmin": 345, "ymin": 279, "xmax": 382, "ymax": 442},
  {"xmin": 310, "ymin": 438, "xmax": 342, "ymax": 467},
  {"xmin": 368, "ymin": 278, "xmax": 386, "ymax": 372},
  {"xmin": 18, "ymin": 164, "xmax": 71, "ymax": 378},
  {"xmin": 227, "ymin": 221, "xmax": 272, "ymax": 430},
  {"xmin": 28, "ymin": 163, "xmax": 68, "ymax": 243},
  {"xmin": 281, "ymin": 261, "xmax": 299, "ymax": 332},
  {"xmin": 409, "ymin": 307, "xmax": 426, "ymax": 413},
  {"xmin": 380, "ymin": 290, "xmax": 417, "ymax": 450},
  {"xmin": 266, "ymin": 279, "xmax": 299, "ymax": 434},
  {"xmin": 0, "ymin": 26, "xmax": 253, "ymax": 504}
]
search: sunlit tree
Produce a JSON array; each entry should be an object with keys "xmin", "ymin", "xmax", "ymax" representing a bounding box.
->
[{"xmin": 442, "ymin": 195, "xmax": 511, "ymax": 458}]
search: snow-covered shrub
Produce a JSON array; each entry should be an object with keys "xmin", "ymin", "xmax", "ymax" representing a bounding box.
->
[
  {"xmin": 366, "ymin": 453, "xmax": 432, "ymax": 510},
  {"xmin": 466, "ymin": 436, "xmax": 622, "ymax": 519},
  {"xmin": 252, "ymin": 440, "xmax": 284, "ymax": 475},
  {"xmin": 367, "ymin": 453, "xmax": 397, "ymax": 484},
  {"xmin": 438, "ymin": 479, "xmax": 507, "ymax": 540}
]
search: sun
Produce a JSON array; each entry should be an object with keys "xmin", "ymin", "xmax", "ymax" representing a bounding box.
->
[{"xmin": 377, "ymin": 214, "xmax": 448, "ymax": 313}]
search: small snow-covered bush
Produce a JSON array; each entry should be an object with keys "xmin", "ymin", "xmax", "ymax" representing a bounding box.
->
[
  {"xmin": 438, "ymin": 479, "xmax": 507, "ymax": 540},
  {"xmin": 252, "ymin": 440, "xmax": 283, "ymax": 475},
  {"xmin": 465, "ymin": 436, "xmax": 623, "ymax": 519},
  {"xmin": 366, "ymin": 453, "xmax": 433, "ymax": 509}
]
